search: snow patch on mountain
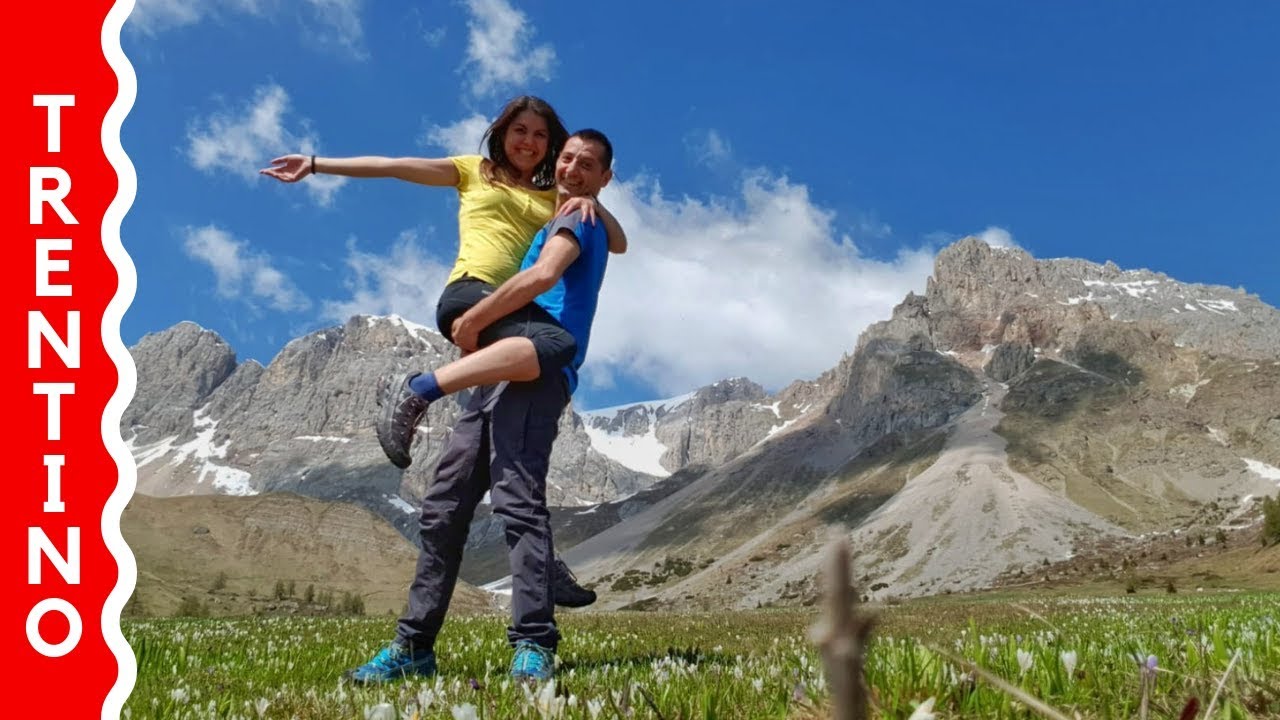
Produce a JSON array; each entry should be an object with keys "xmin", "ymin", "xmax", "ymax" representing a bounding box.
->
[
  {"xmin": 582, "ymin": 423, "xmax": 670, "ymax": 477},
  {"xmin": 173, "ymin": 407, "xmax": 256, "ymax": 495},
  {"xmin": 1242, "ymin": 458, "xmax": 1280, "ymax": 486},
  {"xmin": 129, "ymin": 434, "xmax": 180, "ymax": 467},
  {"xmin": 1083, "ymin": 278, "xmax": 1161, "ymax": 298},
  {"xmin": 1199, "ymin": 299, "xmax": 1239, "ymax": 314}
]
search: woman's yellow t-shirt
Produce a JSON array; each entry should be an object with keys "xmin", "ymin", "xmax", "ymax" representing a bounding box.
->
[{"xmin": 447, "ymin": 155, "xmax": 558, "ymax": 286}]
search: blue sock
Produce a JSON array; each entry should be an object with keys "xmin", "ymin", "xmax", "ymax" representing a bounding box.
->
[{"xmin": 408, "ymin": 372, "xmax": 445, "ymax": 402}]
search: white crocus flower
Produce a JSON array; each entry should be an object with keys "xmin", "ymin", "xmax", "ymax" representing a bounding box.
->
[
  {"xmin": 1016, "ymin": 649, "xmax": 1034, "ymax": 674},
  {"xmin": 587, "ymin": 698, "xmax": 604, "ymax": 719},
  {"xmin": 450, "ymin": 704, "xmax": 479, "ymax": 720},
  {"xmin": 364, "ymin": 703, "xmax": 393, "ymax": 720},
  {"xmin": 908, "ymin": 697, "xmax": 937, "ymax": 720},
  {"xmin": 1061, "ymin": 650, "xmax": 1078, "ymax": 679},
  {"xmin": 536, "ymin": 680, "xmax": 566, "ymax": 719}
]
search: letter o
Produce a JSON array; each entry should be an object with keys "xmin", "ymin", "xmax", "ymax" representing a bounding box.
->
[{"xmin": 26, "ymin": 598, "xmax": 82, "ymax": 657}]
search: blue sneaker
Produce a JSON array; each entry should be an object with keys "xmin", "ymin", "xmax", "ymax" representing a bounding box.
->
[
  {"xmin": 346, "ymin": 641, "xmax": 436, "ymax": 684},
  {"xmin": 510, "ymin": 640, "xmax": 555, "ymax": 682}
]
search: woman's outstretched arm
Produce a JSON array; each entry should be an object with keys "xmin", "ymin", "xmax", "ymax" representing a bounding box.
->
[{"xmin": 260, "ymin": 154, "xmax": 460, "ymax": 187}]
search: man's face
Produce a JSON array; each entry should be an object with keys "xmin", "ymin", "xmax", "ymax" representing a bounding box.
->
[{"xmin": 555, "ymin": 137, "xmax": 612, "ymax": 198}]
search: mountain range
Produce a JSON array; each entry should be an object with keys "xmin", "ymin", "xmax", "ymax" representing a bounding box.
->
[{"xmin": 122, "ymin": 237, "xmax": 1280, "ymax": 610}]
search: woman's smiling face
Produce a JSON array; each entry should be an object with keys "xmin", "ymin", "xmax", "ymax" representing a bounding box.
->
[{"xmin": 503, "ymin": 110, "xmax": 550, "ymax": 180}]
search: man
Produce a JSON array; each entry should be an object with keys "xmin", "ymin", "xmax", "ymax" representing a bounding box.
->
[{"xmin": 349, "ymin": 129, "xmax": 616, "ymax": 684}]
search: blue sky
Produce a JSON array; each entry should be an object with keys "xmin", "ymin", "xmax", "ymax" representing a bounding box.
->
[{"xmin": 121, "ymin": 1, "xmax": 1279, "ymax": 410}]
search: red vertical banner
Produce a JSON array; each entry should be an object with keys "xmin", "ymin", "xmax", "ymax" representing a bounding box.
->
[{"xmin": 0, "ymin": 2, "xmax": 137, "ymax": 717}]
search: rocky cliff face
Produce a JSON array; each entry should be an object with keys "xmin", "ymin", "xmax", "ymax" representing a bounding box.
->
[
  {"xmin": 918, "ymin": 238, "xmax": 1280, "ymax": 359},
  {"xmin": 125, "ymin": 322, "xmax": 239, "ymax": 439},
  {"xmin": 125, "ymin": 315, "xmax": 662, "ymax": 530},
  {"xmin": 579, "ymin": 377, "xmax": 825, "ymax": 476}
]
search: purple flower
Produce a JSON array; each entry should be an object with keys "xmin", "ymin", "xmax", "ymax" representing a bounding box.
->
[{"xmin": 1146, "ymin": 655, "xmax": 1158, "ymax": 671}]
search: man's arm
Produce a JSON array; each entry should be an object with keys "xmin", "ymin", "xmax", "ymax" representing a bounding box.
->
[
  {"xmin": 451, "ymin": 231, "xmax": 581, "ymax": 351},
  {"xmin": 597, "ymin": 204, "xmax": 628, "ymax": 254}
]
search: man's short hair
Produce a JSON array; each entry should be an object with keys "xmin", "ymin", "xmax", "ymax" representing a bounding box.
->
[{"xmin": 570, "ymin": 129, "xmax": 613, "ymax": 170}]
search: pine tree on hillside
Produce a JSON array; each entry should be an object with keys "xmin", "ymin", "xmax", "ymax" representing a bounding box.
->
[{"xmin": 1263, "ymin": 495, "xmax": 1280, "ymax": 547}]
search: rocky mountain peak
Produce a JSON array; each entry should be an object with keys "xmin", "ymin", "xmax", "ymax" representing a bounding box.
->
[
  {"xmin": 931, "ymin": 236, "xmax": 1043, "ymax": 293},
  {"xmin": 867, "ymin": 236, "xmax": 1280, "ymax": 361},
  {"xmin": 692, "ymin": 377, "xmax": 765, "ymax": 406},
  {"xmin": 123, "ymin": 321, "xmax": 239, "ymax": 440}
]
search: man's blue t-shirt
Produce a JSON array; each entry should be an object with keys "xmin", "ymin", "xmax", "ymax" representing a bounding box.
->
[{"xmin": 521, "ymin": 208, "xmax": 609, "ymax": 393}]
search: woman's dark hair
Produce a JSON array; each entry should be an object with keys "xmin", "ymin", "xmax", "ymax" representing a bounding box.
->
[{"xmin": 480, "ymin": 95, "xmax": 568, "ymax": 190}]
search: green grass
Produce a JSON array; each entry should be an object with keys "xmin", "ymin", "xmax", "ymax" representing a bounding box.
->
[{"xmin": 124, "ymin": 592, "xmax": 1280, "ymax": 719}]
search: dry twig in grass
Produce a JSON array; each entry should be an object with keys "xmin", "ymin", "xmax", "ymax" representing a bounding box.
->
[
  {"xmin": 810, "ymin": 539, "xmax": 877, "ymax": 720},
  {"xmin": 925, "ymin": 644, "xmax": 1076, "ymax": 720},
  {"xmin": 1203, "ymin": 648, "xmax": 1242, "ymax": 719}
]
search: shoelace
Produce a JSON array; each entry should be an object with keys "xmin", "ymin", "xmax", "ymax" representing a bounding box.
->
[
  {"xmin": 556, "ymin": 559, "xmax": 578, "ymax": 583},
  {"xmin": 514, "ymin": 645, "xmax": 551, "ymax": 674},
  {"xmin": 387, "ymin": 377, "xmax": 432, "ymax": 461},
  {"xmin": 393, "ymin": 393, "xmax": 427, "ymax": 431},
  {"xmin": 415, "ymin": 407, "xmax": 431, "ymax": 463}
]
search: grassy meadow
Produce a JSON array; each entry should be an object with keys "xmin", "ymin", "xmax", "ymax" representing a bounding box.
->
[{"xmin": 123, "ymin": 591, "xmax": 1279, "ymax": 719}]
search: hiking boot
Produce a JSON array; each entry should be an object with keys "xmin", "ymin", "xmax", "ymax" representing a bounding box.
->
[
  {"xmin": 346, "ymin": 641, "xmax": 436, "ymax": 684},
  {"xmin": 552, "ymin": 556, "xmax": 597, "ymax": 608},
  {"xmin": 510, "ymin": 640, "xmax": 555, "ymax": 682},
  {"xmin": 376, "ymin": 373, "xmax": 430, "ymax": 469}
]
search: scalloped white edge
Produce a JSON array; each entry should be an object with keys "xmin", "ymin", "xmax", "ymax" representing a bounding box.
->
[{"xmin": 100, "ymin": 0, "xmax": 139, "ymax": 717}]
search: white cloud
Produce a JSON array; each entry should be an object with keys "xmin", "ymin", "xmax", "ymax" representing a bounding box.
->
[
  {"xmin": 183, "ymin": 225, "xmax": 311, "ymax": 312},
  {"xmin": 422, "ymin": 26, "xmax": 447, "ymax": 48},
  {"xmin": 687, "ymin": 129, "xmax": 732, "ymax": 166},
  {"xmin": 186, "ymin": 83, "xmax": 348, "ymax": 207},
  {"xmin": 978, "ymin": 226, "xmax": 1019, "ymax": 248},
  {"xmin": 404, "ymin": 7, "xmax": 448, "ymax": 47},
  {"xmin": 424, "ymin": 114, "xmax": 491, "ymax": 157},
  {"xmin": 129, "ymin": 0, "xmax": 366, "ymax": 56},
  {"xmin": 301, "ymin": 0, "xmax": 367, "ymax": 57},
  {"xmin": 853, "ymin": 212, "xmax": 893, "ymax": 240},
  {"xmin": 580, "ymin": 172, "xmax": 938, "ymax": 395},
  {"xmin": 130, "ymin": 0, "xmax": 219, "ymax": 33},
  {"xmin": 320, "ymin": 233, "xmax": 454, "ymax": 325},
  {"xmin": 461, "ymin": 0, "xmax": 556, "ymax": 98}
]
